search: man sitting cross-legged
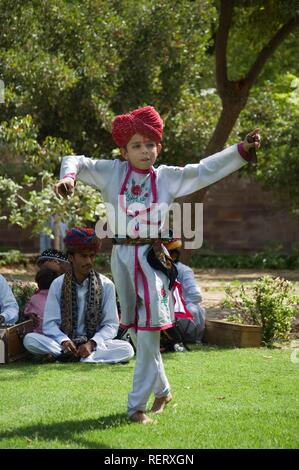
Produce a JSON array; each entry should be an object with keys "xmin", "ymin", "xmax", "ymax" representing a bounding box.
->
[{"xmin": 23, "ymin": 227, "xmax": 134, "ymax": 364}]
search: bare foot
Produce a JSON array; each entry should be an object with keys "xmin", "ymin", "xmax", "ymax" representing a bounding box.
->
[
  {"xmin": 151, "ymin": 393, "xmax": 172, "ymax": 413},
  {"xmin": 130, "ymin": 411, "xmax": 155, "ymax": 424}
]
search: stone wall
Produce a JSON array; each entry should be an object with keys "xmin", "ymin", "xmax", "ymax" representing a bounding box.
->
[
  {"xmin": 0, "ymin": 223, "xmax": 39, "ymax": 253},
  {"xmin": 201, "ymin": 174, "xmax": 299, "ymax": 253}
]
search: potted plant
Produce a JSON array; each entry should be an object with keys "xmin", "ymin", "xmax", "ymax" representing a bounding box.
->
[{"xmin": 204, "ymin": 276, "xmax": 298, "ymax": 347}]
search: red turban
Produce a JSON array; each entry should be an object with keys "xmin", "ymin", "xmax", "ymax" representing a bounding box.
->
[
  {"xmin": 112, "ymin": 106, "xmax": 164, "ymax": 147},
  {"xmin": 64, "ymin": 228, "xmax": 101, "ymax": 254}
]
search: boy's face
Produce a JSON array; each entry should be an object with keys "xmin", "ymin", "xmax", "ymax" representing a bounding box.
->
[{"xmin": 121, "ymin": 133, "xmax": 161, "ymax": 170}]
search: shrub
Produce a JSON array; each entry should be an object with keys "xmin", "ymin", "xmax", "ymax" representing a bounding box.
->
[
  {"xmin": 0, "ymin": 250, "xmax": 27, "ymax": 267},
  {"xmin": 222, "ymin": 276, "xmax": 299, "ymax": 346},
  {"xmin": 10, "ymin": 280, "xmax": 37, "ymax": 322}
]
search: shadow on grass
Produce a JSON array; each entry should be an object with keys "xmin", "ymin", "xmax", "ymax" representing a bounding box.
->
[{"xmin": 0, "ymin": 413, "xmax": 130, "ymax": 449}]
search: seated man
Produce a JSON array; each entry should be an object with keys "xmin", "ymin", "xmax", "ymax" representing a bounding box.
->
[
  {"xmin": 166, "ymin": 239, "xmax": 206, "ymax": 335},
  {"xmin": 37, "ymin": 248, "xmax": 70, "ymax": 274},
  {"xmin": 24, "ymin": 227, "xmax": 135, "ymax": 363},
  {"xmin": 0, "ymin": 274, "xmax": 19, "ymax": 325},
  {"xmin": 160, "ymin": 239, "xmax": 206, "ymax": 351}
]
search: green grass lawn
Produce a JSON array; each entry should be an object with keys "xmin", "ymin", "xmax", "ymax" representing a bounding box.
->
[{"xmin": 0, "ymin": 346, "xmax": 298, "ymax": 449}]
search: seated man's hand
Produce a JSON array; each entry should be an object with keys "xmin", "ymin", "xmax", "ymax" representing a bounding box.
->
[
  {"xmin": 77, "ymin": 340, "xmax": 97, "ymax": 358},
  {"xmin": 27, "ymin": 312, "xmax": 40, "ymax": 328},
  {"xmin": 61, "ymin": 339, "xmax": 78, "ymax": 356},
  {"xmin": 54, "ymin": 177, "xmax": 75, "ymax": 198}
]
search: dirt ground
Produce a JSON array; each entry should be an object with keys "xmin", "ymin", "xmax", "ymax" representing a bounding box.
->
[
  {"xmin": 1, "ymin": 264, "xmax": 298, "ymax": 321},
  {"xmin": 193, "ymin": 268, "xmax": 299, "ymax": 319}
]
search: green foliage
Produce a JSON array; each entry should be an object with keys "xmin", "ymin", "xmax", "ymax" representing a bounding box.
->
[
  {"xmin": 238, "ymin": 72, "xmax": 299, "ymax": 214},
  {"xmin": 0, "ymin": 0, "xmax": 298, "ymax": 238},
  {"xmin": 10, "ymin": 280, "xmax": 37, "ymax": 320},
  {"xmin": 0, "ymin": 250, "xmax": 27, "ymax": 267},
  {"xmin": 190, "ymin": 251, "xmax": 299, "ymax": 269},
  {"xmin": 94, "ymin": 253, "xmax": 110, "ymax": 271},
  {"xmin": 0, "ymin": 114, "xmax": 105, "ymax": 235},
  {"xmin": 223, "ymin": 276, "xmax": 299, "ymax": 346}
]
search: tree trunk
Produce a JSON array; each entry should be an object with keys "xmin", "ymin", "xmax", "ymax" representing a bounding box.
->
[
  {"xmin": 177, "ymin": 100, "xmax": 246, "ymax": 262},
  {"xmin": 177, "ymin": 1, "xmax": 299, "ymax": 262},
  {"xmin": 53, "ymin": 215, "xmax": 61, "ymax": 250}
]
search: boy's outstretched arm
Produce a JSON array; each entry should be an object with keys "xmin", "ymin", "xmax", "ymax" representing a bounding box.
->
[
  {"xmin": 160, "ymin": 128, "xmax": 261, "ymax": 199},
  {"xmin": 54, "ymin": 176, "xmax": 75, "ymax": 198},
  {"xmin": 54, "ymin": 154, "xmax": 115, "ymax": 198}
]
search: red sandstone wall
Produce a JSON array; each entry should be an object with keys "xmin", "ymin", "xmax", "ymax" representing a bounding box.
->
[{"xmin": 202, "ymin": 174, "xmax": 299, "ymax": 253}]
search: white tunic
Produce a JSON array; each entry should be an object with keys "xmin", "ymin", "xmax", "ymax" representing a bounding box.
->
[
  {"xmin": 60, "ymin": 145, "xmax": 247, "ymax": 330},
  {"xmin": 0, "ymin": 274, "xmax": 19, "ymax": 325},
  {"xmin": 42, "ymin": 272, "xmax": 119, "ymax": 345}
]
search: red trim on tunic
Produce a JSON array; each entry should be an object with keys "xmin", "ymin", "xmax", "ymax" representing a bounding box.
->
[
  {"xmin": 134, "ymin": 246, "xmax": 139, "ymax": 326},
  {"xmin": 120, "ymin": 322, "xmax": 176, "ymax": 331},
  {"xmin": 129, "ymin": 163, "xmax": 151, "ymax": 174},
  {"xmin": 119, "ymin": 163, "xmax": 157, "ymax": 217},
  {"xmin": 173, "ymin": 281, "xmax": 194, "ymax": 321},
  {"xmin": 64, "ymin": 172, "xmax": 77, "ymax": 181},
  {"xmin": 237, "ymin": 142, "xmax": 252, "ymax": 162}
]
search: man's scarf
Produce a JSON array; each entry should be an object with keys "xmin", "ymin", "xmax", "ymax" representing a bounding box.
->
[{"xmin": 60, "ymin": 269, "xmax": 102, "ymax": 340}]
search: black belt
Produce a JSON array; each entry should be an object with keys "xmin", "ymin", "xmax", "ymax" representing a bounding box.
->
[{"xmin": 112, "ymin": 237, "xmax": 172, "ymax": 246}]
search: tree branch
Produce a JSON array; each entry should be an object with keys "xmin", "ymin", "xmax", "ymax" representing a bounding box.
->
[
  {"xmin": 16, "ymin": 194, "xmax": 31, "ymax": 205},
  {"xmin": 215, "ymin": 0, "xmax": 234, "ymax": 95},
  {"xmin": 246, "ymin": 15, "xmax": 299, "ymax": 87}
]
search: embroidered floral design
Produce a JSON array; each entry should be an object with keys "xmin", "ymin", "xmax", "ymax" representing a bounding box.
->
[
  {"xmin": 131, "ymin": 184, "xmax": 142, "ymax": 196},
  {"xmin": 159, "ymin": 286, "xmax": 168, "ymax": 306},
  {"xmin": 124, "ymin": 177, "xmax": 151, "ymax": 203}
]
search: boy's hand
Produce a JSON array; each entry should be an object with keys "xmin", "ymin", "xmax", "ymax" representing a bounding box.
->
[
  {"xmin": 243, "ymin": 128, "xmax": 261, "ymax": 153},
  {"xmin": 54, "ymin": 177, "xmax": 75, "ymax": 198}
]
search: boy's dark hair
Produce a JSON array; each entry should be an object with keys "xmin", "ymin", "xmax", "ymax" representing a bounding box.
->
[{"xmin": 35, "ymin": 268, "xmax": 60, "ymax": 290}]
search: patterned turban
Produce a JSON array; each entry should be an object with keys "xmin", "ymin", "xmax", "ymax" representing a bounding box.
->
[
  {"xmin": 112, "ymin": 105, "xmax": 164, "ymax": 147},
  {"xmin": 37, "ymin": 249, "xmax": 69, "ymax": 266},
  {"xmin": 64, "ymin": 228, "xmax": 101, "ymax": 254}
]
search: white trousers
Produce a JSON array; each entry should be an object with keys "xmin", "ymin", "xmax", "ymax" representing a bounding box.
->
[
  {"xmin": 127, "ymin": 329, "xmax": 170, "ymax": 417},
  {"xmin": 23, "ymin": 332, "xmax": 134, "ymax": 364}
]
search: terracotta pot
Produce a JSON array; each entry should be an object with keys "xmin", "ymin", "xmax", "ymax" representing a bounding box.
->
[{"xmin": 203, "ymin": 319, "xmax": 262, "ymax": 348}]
